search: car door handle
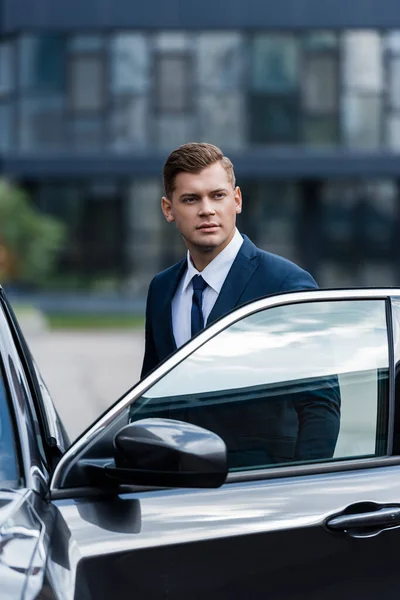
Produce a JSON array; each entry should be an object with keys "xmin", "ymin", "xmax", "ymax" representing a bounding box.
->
[{"xmin": 326, "ymin": 505, "xmax": 400, "ymax": 538}]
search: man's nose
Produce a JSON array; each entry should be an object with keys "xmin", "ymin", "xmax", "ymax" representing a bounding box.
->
[{"xmin": 199, "ymin": 198, "xmax": 215, "ymax": 215}]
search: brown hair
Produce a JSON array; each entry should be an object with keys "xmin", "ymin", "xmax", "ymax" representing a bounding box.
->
[{"xmin": 163, "ymin": 142, "xmax": 236, "ymax": 199}]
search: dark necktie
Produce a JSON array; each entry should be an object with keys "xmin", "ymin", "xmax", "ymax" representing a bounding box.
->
[{"xmin": 191, "ymin": 275, "xmax": 207, "ymax": 337}]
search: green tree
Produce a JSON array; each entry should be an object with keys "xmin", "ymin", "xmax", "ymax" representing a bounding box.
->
[{"xmin": 0, "ymin": 179, "xmax": 65, "ymax": 286}]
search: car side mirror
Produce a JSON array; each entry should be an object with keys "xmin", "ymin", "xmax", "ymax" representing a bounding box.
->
[{"xmin": 100, "ymin": 418, "xmax": 228, "ymax": 489}]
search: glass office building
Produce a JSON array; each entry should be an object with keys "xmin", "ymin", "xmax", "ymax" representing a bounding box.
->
[{"xmin": 2, "ymin": 1, "xmax": 400, "ymax": 292}]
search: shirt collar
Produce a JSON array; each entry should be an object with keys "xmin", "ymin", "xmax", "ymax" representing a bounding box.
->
[{"xmin": 182, "ymin": 229, "xmax": 243, "ymax": 293}]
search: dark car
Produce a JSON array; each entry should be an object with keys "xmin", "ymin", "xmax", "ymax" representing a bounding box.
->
[{"xmin": 0, "ymin": 285, "xmax": 399, "ymax": 599}]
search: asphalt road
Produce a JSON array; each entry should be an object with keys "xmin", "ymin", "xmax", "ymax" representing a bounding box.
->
[{"xmin": 25, "ymin": 328, "xmax": 145, "ymax": 441}]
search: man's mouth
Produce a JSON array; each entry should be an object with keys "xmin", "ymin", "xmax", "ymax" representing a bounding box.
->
[{"xmin": 197, "ymin": 223, "xmax": 220, "ymax": 230}]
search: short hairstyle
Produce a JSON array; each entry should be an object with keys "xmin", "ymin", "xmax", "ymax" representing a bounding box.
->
[{"xmin": 163, "ymin": 142, "xmax": 236, "ymax": 199}]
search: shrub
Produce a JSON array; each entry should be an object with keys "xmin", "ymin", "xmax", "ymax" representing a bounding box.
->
[{"xmin": 0, "ymin": 179, "xmax": 65, "ymax": 286}]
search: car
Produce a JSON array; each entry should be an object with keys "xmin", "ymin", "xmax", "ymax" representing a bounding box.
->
[{"xmin": 0, "ymin": 284, "xmax": 399, "ymax": 599}]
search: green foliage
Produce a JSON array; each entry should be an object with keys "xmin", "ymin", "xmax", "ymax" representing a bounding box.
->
[{"xmin": 0, "ymin": 179, "xmax": 65, "ymax": 286}]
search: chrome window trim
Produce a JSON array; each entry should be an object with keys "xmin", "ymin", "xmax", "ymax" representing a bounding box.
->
[{"xmin": 50, "ymin": 287, "xmax": 398, "ymax": 492}]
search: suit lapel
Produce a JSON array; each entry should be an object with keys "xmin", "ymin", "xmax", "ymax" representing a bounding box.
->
[
  {"xmin": 154, "ymin": 259, "xmax": 186, "ymax": 357},
  {"xmin": 207, "ymin": 235, "xmax": 259, "ymax": 325}
]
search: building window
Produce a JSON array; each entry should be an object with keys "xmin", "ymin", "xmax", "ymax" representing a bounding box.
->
[
  {"xmin": 67, "ymin": 36, "xmax": 106, "ymax": 149},
  {"xmin": 249, "ymin": 35, "xmax": 299, "ymax": 143},
  {"xmin": 301, "ymin": 32, "xmax": 339, "ymax": 145},
  {"xmin": 69, "ymin": 55, "xmax": 105, "ymax": 112},
  {"xmin": 110, "ymin": 33, "xmax": 149, "ymax": 94},
  {"xmin": 19, "ymin": 35, "xmax": 66, "ymax": 92},
  {"xmin": 0, "ymin": 104, "xmax": 14, "ymax": 151},
  {"xmin": 71, "ymin": 118, "xmax": 103, "ymax": 151},
  {"xmin": 0, "ymin": 39, "xmax": 15, "ymax": 151},
  {"xmin": 110, "ymin": 96, "xmax": 148, "ymax": 151},
  {"xmin": 109, "ymin": 33, "xmax": 150, "ymax": 151},
  {"xmin": 154, "ymin": 53, "xmax": 192, "ymax": 113},
  {"xmin": 0, "ymin": 41, "xmax": 13, "ymax": 96},
  {"xmin": 342, "ymin": 31, "xmax": 383, "ymax": 148},
  {"xmin": 385, "ymin": 31, "xmax": 400, "ymax": 150},
  {"xmin": 197, "ymin": 32, "xmax": 244, "ymax": 92},
  {"xmin": 240, "ymin": 181, "xmax": 300, "ymax": 261},
  {"xmin": 321, "ymin": 180, "xmax": 397, "ymax": 286},
  {"xmin": 18, "ymin": 35, "xmax": 66, "ymax": 150},
  {"xmin": 19, "ymin": 96, "xmax": 65, "ymax": 151},
  {"xmin": 197, "ymin": 32, "xmax": 245, "ymax": 149},
  {"xmin": 154, "ymin": 48, "xmax": 194, "ymax": 148}
]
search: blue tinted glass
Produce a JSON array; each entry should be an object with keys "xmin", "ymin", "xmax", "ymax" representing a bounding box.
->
[
  {"xmin": 19, "ymin": 35, "xmax": 66, "ymax": 91},
  {"xmin": 252, "ymin": 35, "xmax": 299, "ymax": 93},
  {"xmin": 249, "ymin": 94, "xmax": 298, "ymax": 143},
  {"xmin": 0, "ymin": 371, "xmax": 18, "ymax": 485}
]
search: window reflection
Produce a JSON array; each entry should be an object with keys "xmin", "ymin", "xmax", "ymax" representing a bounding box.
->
[
  {"xmin": 197, "ymin": 32, "xmax": 244, "ymax": 91},
  {"xmin": 0, "ymin": 104, "xmax": 13, "ymax": 151},
  {"xmin": 0, "ymin": 41, "xmax": 13, "ymax": 96},
  {"xmin": 132, "ymin": 300, "xmax": 388, "ymax": 469},
  {"xmin": 302, "ymin": 116, "xmax": 338, "ymax": 145},
  {"xmin": 198, "ymin": 93, "xmax": 244, "ymax": 149},
  {"xmin": 386, "ymin": 115, "xmax": 400, "ymax": 149},
  {"xmin": 155, "ymin": 115, "xmax": 195, "ymax": 149},
  {"xmin": 19, "ymin": 35, "xmax": 66, "ymax": 92},
  {"xmin": 252, "ymin": 35, "xmax": 299, "ymax": 92},
  {"xmin": 154, "ymin": 54, "xmax": 192, "ymax": 113},
  {"xmin": 145, "ymin": 301, "xmax": 387, "ymax": 397},
  {"xmin": 342, "ymin": 94, "xmax": 382, "ymax": 148},
  {"xmin": 69, "ymin": 55, "xmax": 105, "ymax": 112},
  {"xmin": 388, "ymin": 58, "xmax": 400, "ymax": 109},
  {"xmin": 321, "ymin": 180, "xmax": 397, "ymax": 285},
  {"xmin": 302, "ymin": 55, "xmax": 337, "ymax": 113},
  {"xmin": 110, "ymin": 34, "xmax": 150, "ymax": 94},
  {"xmin": 110, "ymin": 96, "xmax": 149, "ymax": 151},
  {"xmin": 71, "ymin": 118, "xmax": 103, "ymax": 150},
  {"xmin": 343, "ymin": 31, "xmax": 383, "ymax": 91},
  {"xmin": 19, "ymin": 96, "xmax": 65, "ymax": 151},
  {"xmin": 250, "ymin": 94, "xmax": 298, "ymax": 143}
]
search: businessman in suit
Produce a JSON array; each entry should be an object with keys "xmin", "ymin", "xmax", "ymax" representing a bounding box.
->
[{"xmin": 138, "ymin": 142, "xmax": 340, "ymax": 464}]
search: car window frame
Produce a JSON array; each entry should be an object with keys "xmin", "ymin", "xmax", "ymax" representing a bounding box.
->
[
  {"xmin": 50, "ymin": 288, "xmax": 399, "ymax": 496},
  {"xmin": 0, "ymin": 298, "xmax": 54, "ymax": 492},
  {"xmin": 0, "ymin": 290, "xmax": 67, "ymax": 462},
  {"xmin": 0, "ymin": 345, "xmax": 23, "ymax": 488}
]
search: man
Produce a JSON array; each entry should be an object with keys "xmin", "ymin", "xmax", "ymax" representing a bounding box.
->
[
  {"xmin": 141, "ymin": 142, "xmax": 318, "ymax": 378},
  {"xmin": 138, "ymin": 142, "xmax": 340, "ymax": 465}
]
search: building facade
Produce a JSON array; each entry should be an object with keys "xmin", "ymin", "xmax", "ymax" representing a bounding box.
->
[{"xmin": 2, "ymin": 0, "xmax": 400, "ymax": 292}]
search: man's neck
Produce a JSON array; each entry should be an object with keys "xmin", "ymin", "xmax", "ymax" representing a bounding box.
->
[
  {"xmin": 187, "ymin": 229, "xmax": 237, "ymax": 272},
  {"xmin": 189, "ymin": 248, "xmax": 220, "ymax": 272}
]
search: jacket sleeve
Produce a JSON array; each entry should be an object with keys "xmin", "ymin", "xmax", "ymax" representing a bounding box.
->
[
  {"xmin": 140, "ymin": 278, "xmax": 159, "ymax": 379},
  {"xmin": 279, "ymin": 267, "xmax": 341, "ymax": 460},
  {"xmin": 292, "ymin": 375, "xmax": 341, "ymax": 461},
  {"xmin": 279, "ymin": 269, "xmax": 319, "ymax": 293}
]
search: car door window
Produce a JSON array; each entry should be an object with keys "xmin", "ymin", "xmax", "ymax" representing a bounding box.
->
[
  {"xmin": 130, "ymin": 299, "xmax": 389, "ymax": 471},
  {"xmin": 0, "ymin": 363, "xmax": 19, "ymax": 486}
]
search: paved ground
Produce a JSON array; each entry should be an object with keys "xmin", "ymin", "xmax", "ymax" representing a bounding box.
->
[{"xmin": 25, "ymin": 327, "xmax": 145, "ymax": 441}]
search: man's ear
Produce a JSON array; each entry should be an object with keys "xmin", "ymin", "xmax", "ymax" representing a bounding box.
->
[
  {"xmin": 161, "ymin": 196, "xmax": 175, "ymax": 222},
  {"xmin": 234, "ymin": 186, "xmax": 242, "ymax": 214}
]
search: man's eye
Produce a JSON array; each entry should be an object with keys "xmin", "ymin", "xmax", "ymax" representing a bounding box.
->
[
  {"xmin": 183, "ymin": 197, "xmax": 196, "ymax": 203},
  {"xmin": 215, "ymin": 193, "xmax": 225, "ymax": 199}
]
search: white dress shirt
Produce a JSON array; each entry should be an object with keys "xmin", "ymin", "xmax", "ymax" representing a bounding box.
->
[{"xmin": 172, "ymin": 229, "xmax": 244, "ymax": 348}]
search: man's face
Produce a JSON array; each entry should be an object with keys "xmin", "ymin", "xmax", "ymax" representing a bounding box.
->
[{"xmin": 161, "ymin": 162, "xmax": 242, "ymax": 259}]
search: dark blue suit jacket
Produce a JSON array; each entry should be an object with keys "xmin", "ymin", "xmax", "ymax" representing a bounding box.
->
[
  {"xmin": 141, "ymin": 235, "xmax": 318, "ymax": 378},
  {"xmin": 138, "ymin": 235, "xmax": 340, "ymax": 465}
]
